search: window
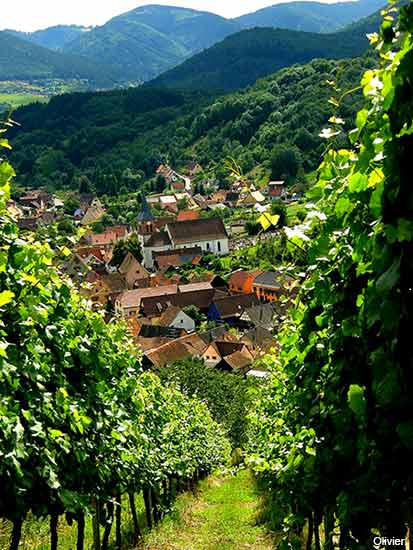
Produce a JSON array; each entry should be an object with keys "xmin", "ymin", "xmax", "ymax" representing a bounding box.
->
[
  {"xmin": 218, "ymin": 241, "xmax": 221, "ymax": 252},
  {"xmin": 206, "ymin": 242, "xmax": 210, "ymax": 251}
]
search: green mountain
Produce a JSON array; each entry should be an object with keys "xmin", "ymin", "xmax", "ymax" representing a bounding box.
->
[
  {"xmin": 147, "ymin": 22, "xmax": 373, "ymax": 92},
  {"xmin": 235, "ymin": 0, "xmax": 384, "ymax": 32},
  {"xmin": 63, "ymin": 5, "xmax": 240, "ymax": 82},
  {"xmin": 3, "ymin": 1, "xmax": 383, "ymax": 86},
  {"xmin": 5, "ymin": 25, "xmax": 90, "ymax": 51},
  {"xmin": 9, "ymin": 53, "xmax": 372, "ymax": 195},
  {"xmin": 0, "ymin": 31, "xmax": 120, "ymax": 84}
]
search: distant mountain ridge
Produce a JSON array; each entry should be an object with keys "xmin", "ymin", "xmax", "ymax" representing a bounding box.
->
[
  {"xmin": 2, "ymin": 1, "xmax": 383, "ymax": 87},
  {"xmin": 234, "ymin": 0, "xmax": 384, "ymax": 32},
  {"xmin": 5, "ymin": 25, "xmax": 91, "ymax": 51},
  {"xmin": 62, "ymin": 5, "xmax": 240, "ymax": 82}
]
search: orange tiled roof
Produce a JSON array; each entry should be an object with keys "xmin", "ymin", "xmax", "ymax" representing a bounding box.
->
[{"xmin": 177, "ymin": 210, "xmax": 200, "ymax": 222}]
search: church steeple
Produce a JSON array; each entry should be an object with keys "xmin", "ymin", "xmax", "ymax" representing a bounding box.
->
[{"xmin": 137, "ymin": 195, "xmax": 154, "ymax": 223}]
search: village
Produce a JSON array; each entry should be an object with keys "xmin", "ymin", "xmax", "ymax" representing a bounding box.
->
[{"xmin": 7, "ymin": 162, "xmax": 301, "ymax": 376}]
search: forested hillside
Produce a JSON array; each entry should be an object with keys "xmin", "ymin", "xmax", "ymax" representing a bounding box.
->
[
  {"xmin": 235, "ymin": 0, "xmax": 383, "ymax": 32},
  {"xmin": 0, "ymin": 31, "xmax": 120, "ymax": 84},
  {"xmin": 8, "ymin": 55, "xmax": 372, "ymax": 193},
  {"xmin": 149, "ymin": 23, "xmax": 372, "ymax": 91},
  {"xmin": 62, "ymin": 5, "xmax": 240, "ymax": 82}
]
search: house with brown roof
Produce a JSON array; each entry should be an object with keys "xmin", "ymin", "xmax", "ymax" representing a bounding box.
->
[
  {"xmin": 115, "ymin": 285, "xmax": 179, "ymax": 318},
  {"xmin": 188, "ymin": 161, "xmax": 203, "ymax": 177},
  {"xmin": 140, "ymin": 288, "xmax": 221, "ymax": 318},
  {"xmin": 81, "ymin": 272, "xmax": 127, "ymax": 307},
  {"xmin": 207, "ymin": 293, "xmax": 259, "ymax": 324},
  {"xmin": 156, "ymin": 305, "xmax": 195, "ymax": 334},
  {"xmin": 143, "ymin": 333, "xmax": 206, "ymax": 368},
  {"xmin": 19, "ymin": 190, "xmax": 52, "ymax": 209},
  {"xmin": 80, "ymin": 204, "xmax": 106, "ymax": 226},
  {"xmin": 118, "ymin": 252, "xmax": 149, "ymax": 289},
  {"xmin": 153, "ymin": 246, "xmax": 202, "ymax": 272},
  {"xmin": 84, "ymin": 226, "xmax": 129, "ymax": 247},
  {"xmin": 223, "ymin": 349, "xmax": 255, "ymax": 373},
  {"xmin": 201, "ymin": 339, "xmax": 255, "ymax": 373},
  {"xmin": 143, "ymin": 218, "xmax": 229, "ymax": 269},
  {"xmin": 202, "ymin": 342, "xmax": 222, "ymax": 368}
]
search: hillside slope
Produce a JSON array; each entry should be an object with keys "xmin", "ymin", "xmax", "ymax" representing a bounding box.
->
[
  {"xmin": 9, "ymin": 55, "xmax": 372, "ymax": 192},
  {"xmin": 63, "ymin": 5, "xmax": 240, "ymax": 82},
  {"xmin": 235, "ymin": 0, "xmax": 383, "ymax": 32},
  {"xmin": 147, "ymin": 22, "xmax": 372, "ymax": 91},
  {"xmin": 0, "ymin": 31, "xmax": 120, "ymax": 84}
]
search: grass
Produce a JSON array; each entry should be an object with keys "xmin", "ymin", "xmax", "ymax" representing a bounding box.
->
[
  {"xmin": 0, "ymin": 472, "xmax": 273, "ymax": 549},
  {"xmin": 0, "ymin": 493, "xmax": 147, "ymax": 550},
  {"xmin": 0, "ymin": 93, "xmax": 48, "ymax": 110},
  {"xmin": 142, "ymin": 469, "xmax": 274, "ymax": 549}
]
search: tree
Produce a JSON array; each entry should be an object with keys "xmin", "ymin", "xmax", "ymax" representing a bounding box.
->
[
  {"xmin": 245, "ymin": 220, "xmax": 261, "ymax": 236},
  {"xmin": 270, "ymin": 144, "xmax": 301, "ymax": 182},
  {"xmin": 182, "ymin": 305, "xmax": 207, "ymax": 328},
  {"xmin": 156, "ymin": 358, "xmax": 257, "ymax": 449},
  {"xmin": 76, "ymin": 174, "xmax": 93, "ymax": 194},
  {"xmin": 270, "ymin": 201, "xmax": 288, "ymax": 227},
  {"xmin": 64, "ymin": 197, "xmax": 80, "ymax": 215},
  {"xmin": 111, "ymin": 234, "xmax": 143, "ymax": 267}
]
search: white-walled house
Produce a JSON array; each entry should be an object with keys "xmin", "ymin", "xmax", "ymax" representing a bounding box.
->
[
  {"xmin": 142, "ymin": 231, "xmax": 172, "ymax": 268},
  {"xmin": 143, "ymin": 218, "xmax": 229, "ymax": 269}
]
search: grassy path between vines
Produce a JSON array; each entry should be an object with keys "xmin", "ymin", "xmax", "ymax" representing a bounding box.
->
[{"xmin": 140, "ymin": 469, "xmax": 274, "ymax": 549}]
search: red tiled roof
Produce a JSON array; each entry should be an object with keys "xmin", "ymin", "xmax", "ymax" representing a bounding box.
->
[
  {"xmin": 177, "ymin": 210, "xmax": 200, "ymax": 222},
  {"xmin": 117, "ymin": 285, "xmax": 179, "ymax": 308},
  {"xmin": 76, "ymin": 247, "xmax": 107, "ymax": 263}
]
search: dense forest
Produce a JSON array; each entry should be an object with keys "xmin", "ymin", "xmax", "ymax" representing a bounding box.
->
[
  {"xmin": 148, "ymin": 22, "xmax": 374, "ymax": 91},
  {"xmin": 0, "ymin": 31, "xmax": 120, "ymax": 84},
  {"xmin": 8, "ymin": 54, "xmax": 373, "ymax": 194}
]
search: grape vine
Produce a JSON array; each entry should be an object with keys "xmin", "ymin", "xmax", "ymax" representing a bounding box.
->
[
  {"xmin": 0, "ymin": 127, "xmax": 230, "ymax": 549},
  {"xmin": 247, "ymin": 2, "xmax": 413, "ymax": 548}
]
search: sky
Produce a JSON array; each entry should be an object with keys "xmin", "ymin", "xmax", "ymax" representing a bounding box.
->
[{"xmin": 1, "ymin": 0, "xmax": 339, "ymax": 32}]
